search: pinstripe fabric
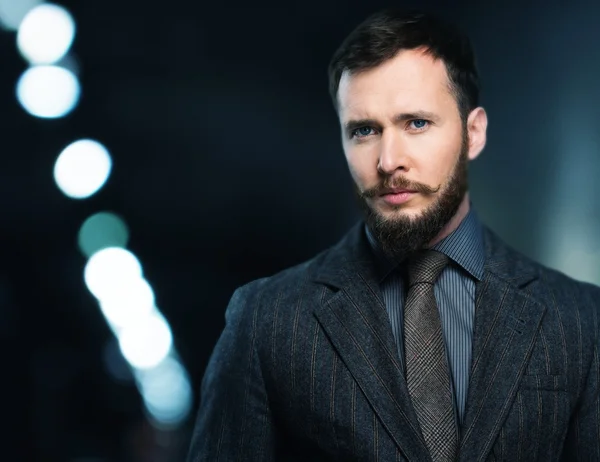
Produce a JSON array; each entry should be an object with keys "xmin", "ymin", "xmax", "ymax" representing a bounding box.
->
[
  {"xmin": 187, "ymin": 217, "xmax": 600, "ymax": 462},
  {"xmin": 366, "ymin": 208, "xmax": 484, "ymax": 423}
]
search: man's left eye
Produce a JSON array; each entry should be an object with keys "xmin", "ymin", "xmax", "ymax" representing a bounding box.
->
[{"xmin": 410, "ymin": 119, "xmax": 429, "ymax": 129}]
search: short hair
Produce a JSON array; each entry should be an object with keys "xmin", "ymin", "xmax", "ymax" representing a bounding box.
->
[{"xmin": 328, "ymin": 9, "xmax": 480, "ymax": 121}]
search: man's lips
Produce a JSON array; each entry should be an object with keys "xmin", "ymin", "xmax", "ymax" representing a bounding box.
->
[
  {"xmin": 380, "ymin": 188, "xmax": 417, "ymax": 196},
  {"xmin": 379, "ymin": 189, "xmax": 417, "ymax": 205}
]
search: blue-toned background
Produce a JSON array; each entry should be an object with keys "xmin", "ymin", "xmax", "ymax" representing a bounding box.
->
[{"xmin": 0, "ymin": 1, "xmax": 598, "ymax": 460}]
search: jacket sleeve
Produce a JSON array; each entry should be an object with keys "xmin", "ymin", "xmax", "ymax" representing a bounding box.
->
[
  {"xmin": 560, "ymin": 295, "xmax": 600, "ymax": 461},
  {"xmin": 187, "ymin": 284, "xmax": 276, "ymax": 462}
]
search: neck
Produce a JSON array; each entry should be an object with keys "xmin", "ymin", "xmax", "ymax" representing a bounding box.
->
[{"xmin": 426, "ymin": 193, "xmax": 471, "ymax": 248}]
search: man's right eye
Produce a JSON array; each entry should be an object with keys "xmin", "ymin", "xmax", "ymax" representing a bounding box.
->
[{"xmin": 351, "ymin": 127, "xmax": 377, "ymax": 138}]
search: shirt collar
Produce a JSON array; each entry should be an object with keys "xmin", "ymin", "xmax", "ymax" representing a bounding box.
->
[{"xmin": 366, "ymin": 205, "xmax": 486, "ymax": 283}]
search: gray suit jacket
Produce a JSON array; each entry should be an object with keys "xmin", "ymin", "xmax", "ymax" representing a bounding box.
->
[{"xmin": 187, "ymin": 223, "xmax": 600, "ymax": 461}]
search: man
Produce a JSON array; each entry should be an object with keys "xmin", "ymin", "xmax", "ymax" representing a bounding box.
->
[{"xmin": 187, "ymin": 9, "xmax": 600, "ymax": 462}]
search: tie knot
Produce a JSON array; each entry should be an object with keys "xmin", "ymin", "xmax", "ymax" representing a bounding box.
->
[{"xmin": 406, "ymin": 250, "xmax": 449, "ymax": 287}]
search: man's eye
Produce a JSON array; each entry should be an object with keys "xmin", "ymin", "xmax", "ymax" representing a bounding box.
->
[
  {"xmin": 409, "ymin": 119, "xmax": 429, "ymax": 130},
  {"xmin": 352, "ymin": 127, "xmax": 376, "ymax": 138}
]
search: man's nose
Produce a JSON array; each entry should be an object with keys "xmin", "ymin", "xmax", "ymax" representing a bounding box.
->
[{"xmin": 377, "ymin": 132, "xmax": 411, "ymax": 175}]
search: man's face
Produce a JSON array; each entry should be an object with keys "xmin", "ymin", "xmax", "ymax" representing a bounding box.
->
[{"xmin": 337, "ymin": 48, "xmax": 471, "ymax": 262}]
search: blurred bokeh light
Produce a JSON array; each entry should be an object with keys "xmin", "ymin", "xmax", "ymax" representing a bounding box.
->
[
  {"xmin": 84, "ymin": 247, "xmax": 143, "ymax": 300},
  {"xmin": 118, "ymin": 313, "xmax": 173, "ymax": 370},
  {"xmin": 99, "ymin": 278, "xmax": 156, "ymax": 330},
  {"xmin": 78, "ymin": 212, "xmax": 130, "ymax": 258},
  {"xmin": 17, "ymin": 3, "xmax": 75, "ymax": 65},
  {"xmin": 16, "ymin": 65, "xmax": 80, "ymax": 118},
  {"xmin": 0, "ymin": 0, "xmax": 41, "ymax": 31},
  {"xmin": 137, "ymin": 357, "xmax": 193, "ymax": 426},
  {"xmin": 53, "ymin": 139, "xmax": 112, "ymax": 199}
]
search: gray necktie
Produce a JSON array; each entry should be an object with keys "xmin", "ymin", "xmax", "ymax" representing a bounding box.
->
[{"xmin": 404, "ymin": 250, "xmax": 458, "ymax": 462}]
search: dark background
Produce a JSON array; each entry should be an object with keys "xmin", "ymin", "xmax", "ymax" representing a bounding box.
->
[{"xmin": 1, "ymin": 1, "xmax": 599, "ymax": 460}]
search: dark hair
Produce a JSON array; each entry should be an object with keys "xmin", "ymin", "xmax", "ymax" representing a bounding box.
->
[{"xmin": 328, "ymin": 9, "xmax": 480, "ymax": 122}]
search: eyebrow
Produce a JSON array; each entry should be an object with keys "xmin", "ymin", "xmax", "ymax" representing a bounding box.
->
[{"xmin": 343, "ymin": 110, "xmax": 441, "ymax": 132}]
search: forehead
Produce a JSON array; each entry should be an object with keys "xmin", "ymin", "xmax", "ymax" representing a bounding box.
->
[{"xmin": 337, "ymin": 49, "xmax": 456, "ymax": 118}]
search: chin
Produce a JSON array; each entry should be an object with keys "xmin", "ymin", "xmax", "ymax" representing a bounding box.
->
[{"xmin": 377, "ymin": 203, "xmax": 425, "ymax": 220}]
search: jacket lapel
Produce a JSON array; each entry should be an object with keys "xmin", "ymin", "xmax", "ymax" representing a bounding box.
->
[
  {"xmin": 311, "ymin": 222, "xmax": 547, "ymax": 462},
  {"xmin": 312, "ymin": 223, "xmax": 431, "ymax": 462},
  {"xmin": 458, "ymin": 227, "xmax": 547, "ymax": 462}
]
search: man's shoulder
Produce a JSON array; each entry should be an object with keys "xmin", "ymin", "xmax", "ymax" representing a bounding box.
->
[
  {"xmin": 536, "ymin": 262, "xmax": 600, "ymax": 310},
  {"xmin": 538, "ymin": 260, "xmax": 600, "ymax": 293},
  {"xmin": 505, "ymin": 241, "xmax": 600, "ymax": 319},
  {"xmin": 484, "ymin": 225, "xmax": 600, "ymax": 307}
]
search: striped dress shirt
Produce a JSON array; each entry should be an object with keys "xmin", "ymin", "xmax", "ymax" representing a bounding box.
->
[{"xmin": 366, "ymin": 207, "xmax": 485, "ymax": 424}]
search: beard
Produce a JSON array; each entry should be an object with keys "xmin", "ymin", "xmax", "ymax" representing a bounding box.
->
[{"xmin": 355, "ymin": 131, "xmax": 469, "ymax": 264}]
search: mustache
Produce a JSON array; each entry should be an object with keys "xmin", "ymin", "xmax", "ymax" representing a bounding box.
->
[{"xmin": 361, "ymin": 176, "xmax": 441, "ymax": 198}]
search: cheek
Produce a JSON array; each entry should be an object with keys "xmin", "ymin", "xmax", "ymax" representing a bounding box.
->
[{"xmin": 416, "ymin": 136, "xmax": 461, "ymax": 183}]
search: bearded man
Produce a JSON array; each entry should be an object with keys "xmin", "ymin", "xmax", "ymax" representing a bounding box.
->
[{"xmin": 187, "ymin": 9, "xmax": 600, "ymax": 462}]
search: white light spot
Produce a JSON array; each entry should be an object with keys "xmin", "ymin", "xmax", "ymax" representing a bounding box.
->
[
  {"xmin": 84, "ymin": 247, "xmax": 143, "ymax": 300},
  {"xmin": 53, "ymin": 139, "xmax": 112, "ymax": 199},
  {"xmin": 0, "ymin": 0, "xmax": 41, "ymax": 31},
  {"xmin": 17, "ymin": 65, "xmax": 80, "ymax": 119},
  {"xmin": 99, "ymin": 278, "xmax": 156, "ymax": 330},
  {"xmin": 118, "ymin": 314, "xmax": 173, "ymax": 370},
  {"xmin": 137, "ymin": 357, "xmax": 192, "ymax": 426},
  {"xmin": 17, "ymin": 3, "xmax": 76, "ymax": 64}
]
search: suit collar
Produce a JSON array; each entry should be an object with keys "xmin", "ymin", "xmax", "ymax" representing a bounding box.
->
[
  {"xmin": 434, "ymin": 208, "xmax": 485, "ymax": 281},
  {"xmin": 480, "ymin": 225, "xmax": 540, "ymax": 287},
  {"xmin": 313, "ymin": 221, "xmax": 381, "ymax": 295}
]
